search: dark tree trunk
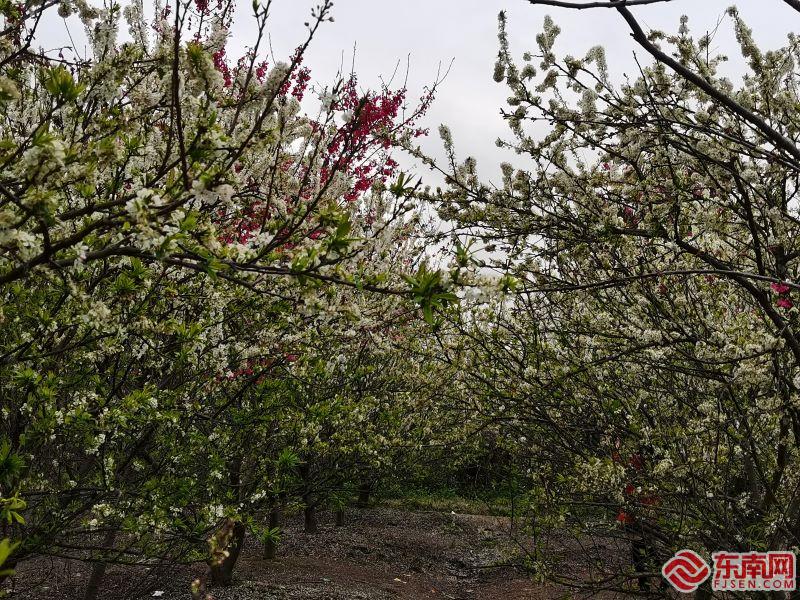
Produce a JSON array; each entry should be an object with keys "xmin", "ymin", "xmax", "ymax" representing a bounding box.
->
[
  {"xmin": 298, "ymin": 463, "xmax": 317, "ymax": 534},
  {"xmin": 335, "ymin": 508, "xmax": 345, "ymax": 527},
  {"xmin": 208, "ymin": 520, "xmax": 246, "ymax": 587},
  {"xmin": 83, "ymin": 529, "xmax": 117, "ymax": 600},
  {"xmin": 304, "ymin": 505, "xmax": 318, "ymax": 534},
  {"xmin": 207, "ymin": 457, "xmax": 245, "ymax": 585},
  {"xmin": 263, "ymin": 508, "xmax": 280, "ymax": 560},
  {"xmin": 357, "ymin": 480, "xmax": 373, "ymax": 508}
]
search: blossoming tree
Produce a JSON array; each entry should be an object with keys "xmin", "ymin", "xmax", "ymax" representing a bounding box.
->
[
  {"xmin": 0, "ymin": 0, "xmax": 463, "ymax": 594},
  {"xmin": 421, "ymin": 1, "xmax": 800, "ymax": 595}
]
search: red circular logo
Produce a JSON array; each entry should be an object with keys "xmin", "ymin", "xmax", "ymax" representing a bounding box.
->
[{"xmin": 662, "ymin": 549, "xmax": 710, "ymax": 593}]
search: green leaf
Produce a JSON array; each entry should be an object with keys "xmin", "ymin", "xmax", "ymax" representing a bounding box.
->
[
  {"xmin": 180, "ymin": 211, "xmax": 199, "ymax": 232},
  {"xmin": 423, "ymin": 303, "xmax": 434, "ymax": 325},
  {"xmin": 0, "ymin": 538, "xmax": 20, "ymax": 568},
  {"xmin": 41, "ymin": 66, "xmax": 84, "ymax": 102}
]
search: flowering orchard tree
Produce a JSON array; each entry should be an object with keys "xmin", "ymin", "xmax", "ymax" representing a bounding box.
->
[
  {"xmin": 263, "ymin": 313, "xmax": 441, "ymax": 533},
  {"xmin": 0, "ymin": 0, "xmax": 434, "ymax": 289},
  {"xmin": 0, "ymin": 0, "xmax": 466, "ymax": 593},
  {"xmin": 417, "ymin": 1, "xmax": 800, "ymax": 595},
  {"xmin": 169, "ymin": 193, "xmax": 458, "ymax": 584}
]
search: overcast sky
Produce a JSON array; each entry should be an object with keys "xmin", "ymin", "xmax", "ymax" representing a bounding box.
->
[
  {"xmin": 42, "ymin": 0, "xmax": 800, "ymax": 184},
  {"xmin": 247, "ymin": 0, "xmax": 798, "ymax": 184}
]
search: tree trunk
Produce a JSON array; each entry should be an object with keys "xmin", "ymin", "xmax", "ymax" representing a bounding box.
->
[
  {"xmin": 208, "ymin": 520, "xmax": 246, "ymax": 587},
  {"xmin": 304, "ymin": 504, "xmax": 318, "ymax": 534},
  {"xmin": 263, "ymin": 508, "xmax": 280, "ymax": 560},
  {"xmin": 335, "ymin": 508, "xmax": 345, "ymax": 527},
  {"xmin": 298, "ymin": 463, "xmax": 317, "ymax": 534},
  {"xmin": 83, "ymin": 529, "xmax": 117, "ymax": 600},
  {"xmin": 357, "ymin": 480, "xmax": 372, "ymax": 508}
]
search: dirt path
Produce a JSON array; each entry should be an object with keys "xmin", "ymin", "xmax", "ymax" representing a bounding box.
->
[{"xmin": 8, "ymin": 507, "xmax": 579, "ymax": 599}]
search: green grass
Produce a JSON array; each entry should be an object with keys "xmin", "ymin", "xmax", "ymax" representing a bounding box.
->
[{"xmin": 377, "ymin": 487, "xmax": 513, "ymax": 517}]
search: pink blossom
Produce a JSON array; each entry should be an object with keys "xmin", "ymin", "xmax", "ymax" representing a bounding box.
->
[
  {"xmin": 292, "ymin": 67, "xmax": 311, "ymax": 101},
  {"xmin": 777, "ymin": 297, "xmax": 794, "ymax": 309},
  {"xmin": 771, "ymin": 282, "xmax": 791, "ymax": 294},
  {"xmin": 212, "ymin": 49, "xmax": 232, "ymax": 87},
  {"xmin": 255, "ymin": 59, "xmax": 269, "ymax": 82}
]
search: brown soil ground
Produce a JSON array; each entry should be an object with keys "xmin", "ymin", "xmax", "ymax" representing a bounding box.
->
[{"xmin": 6, "ymin": 507, "xmax": 627, "ymax": 600}]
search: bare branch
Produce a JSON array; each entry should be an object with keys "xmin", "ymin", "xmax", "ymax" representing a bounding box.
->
[
  {"xmin": 783, "ymin": 0, "xmax": 800, "ymax": 13},
  {"xmin": 526, "ymin": 0, "xmax": 676, "ymax": 9}
]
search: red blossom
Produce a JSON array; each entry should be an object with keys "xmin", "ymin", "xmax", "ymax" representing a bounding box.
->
[
  {"xmin": 321, "ymin": 77, "xmax": 430, "ymax": 202},
  {"xmin": 292, "ymin": 67, "xmax": 311, "ymax": 101},
  {"xmin": 277, "ymin": 47, "xmax": 308, "ymax": 97},
  {"xmin": 214, "ymin": 63, "xmax": 432, "ymax": 246},
  {"xmin": 221, "ymin": 357, "xmax": 275, "ymax": 381},
  {"xmin": 616, "ymin": 511, "xmax": 634, "ymax": 524},
  {"xmin": 255, "ymin": 59, "xmax": 269, "ymax": 82},
  {"xmin": 777, "ymin": 297, "xmax": 794, "ymax": 309},
  {"xmin": 212, "ymin": 48, "xmax": 232, "ymax": 87},
  {"xmin": 771, "ymin": 282, "xmax": 791, "ymax": 294}
]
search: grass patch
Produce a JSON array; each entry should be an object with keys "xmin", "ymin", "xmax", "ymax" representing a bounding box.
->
[{"xmin": 378, "ymin": 488, "xmax": 513, "ymax": 517}]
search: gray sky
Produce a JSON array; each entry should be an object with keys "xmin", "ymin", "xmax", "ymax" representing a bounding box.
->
[
  {"xmin": 41, "ymin": 0, "xmax": 800, "ymax": 184},
  {"xmin": 247, "ymin": 0, "xmax": 798, "ymax": 185}
]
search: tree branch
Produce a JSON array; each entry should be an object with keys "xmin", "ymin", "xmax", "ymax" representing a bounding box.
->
[
  {"xmin": 172, "ymin": 1, "xmax": 190, "ymax": 191},
  {"xmin": 614, "ymin": 3, "xmax": 800, "ymax": 165},
  {"xmin": 782, "ymin": 0, "xmax": 800, "ymax": 13},
  {"xmin": 527, "ymin": 0, "xmax": 675, "ymax": 8}
]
